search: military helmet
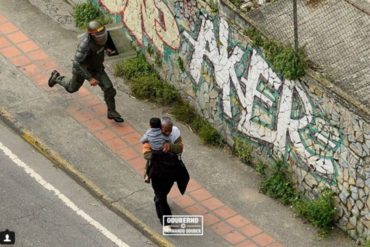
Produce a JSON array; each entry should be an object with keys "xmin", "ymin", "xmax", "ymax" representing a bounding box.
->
[
  {"xmin": 87, "ymin": 20, "xmax": 105, "ymax": 34},
  {"xmin": 87, "ymin": 20, "xmax": 108, "ymax": 45}
]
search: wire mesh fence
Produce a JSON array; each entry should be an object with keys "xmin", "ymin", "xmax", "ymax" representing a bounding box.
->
[{"xmin": 245, "ymin": 0, "xmax": 370, "ymax": 107}]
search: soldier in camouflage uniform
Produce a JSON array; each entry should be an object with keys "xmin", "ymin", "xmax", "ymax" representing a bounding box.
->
[{"xmin": 48, "ymin": 20, "xmax": 123, "ymax": 123}]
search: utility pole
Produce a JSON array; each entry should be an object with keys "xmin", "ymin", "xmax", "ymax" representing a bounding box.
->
[{"xmin": 293, "ymin": 0, "xmax": 299, "ymax": 52}]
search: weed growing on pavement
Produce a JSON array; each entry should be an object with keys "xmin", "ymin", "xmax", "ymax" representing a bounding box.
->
[
  {"xmin": 73, "ymin": 2, "xmax": 111, "ymax": 29},
  {"xmin": 130, "ymin": 75, "xmax": 179, "ymax": 105},
  {"xmin": 171, "ymin": 104, "xmax": 223, "ymax": 146},
  {"xmin": 259, "ymin": 159, "xmax": 297, "ymax": 205},
  {"xmin": 364, "ymin": 240, "xmax": 370, "ymax": 247},
  {"xmin": 198, "ymin": 121, "xmax": 223, "ymax": 145},
  {"xmin": 233, "ymin": 137, "xmax": 253, "ymax": 164},
  {"xmin": 255, "ymin": 159, "xmax": 267, "ymax": 176},
  {"xmin": 113, "ymin": 54, "xmax": 153, "ymax": 80},
  {"xmin": 293, "ymin": 189, "xmax": 336, "ymax": 234},
  {"xmin": 243, "ymin": 28, "xmax": 307, "ymax": 80},
  {"xmin": 171, "ymin": 103, "xmax": 197, "ymax": 125},
  {"xmin": 258, "ymin": 158, "xmax": 336, "ymax": 236}
]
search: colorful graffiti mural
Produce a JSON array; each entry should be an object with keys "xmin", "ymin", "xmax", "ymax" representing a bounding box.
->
[
  {"xmin": 99, "ymin": 0, "xmax": 343, "ymax": 183},
  {"xmin": 99, "ymin": 0, "xmax": 181, "ymax": 53},
  {"xmin": 183, "ymin": 15, "xmax": 342, "ymax": 182},
  {"xmin": 97, "ymin": 0, "xmax": 370, "ymax": 239}
]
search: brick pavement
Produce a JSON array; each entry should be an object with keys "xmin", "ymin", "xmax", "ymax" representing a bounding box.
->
[{"xmin": 0, "ymin": 14, "xmax": 283, "ymax": 247}]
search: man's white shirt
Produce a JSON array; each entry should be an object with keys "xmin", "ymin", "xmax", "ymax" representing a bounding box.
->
[{"xmin": 169, "ymin": 126, "xmax": 181, "ymax": 144}]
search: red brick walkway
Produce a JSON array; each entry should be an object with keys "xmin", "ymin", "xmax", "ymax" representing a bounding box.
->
[{"xmin": 0, "ymin": 15, "xmax": 283, "ymax": 247}]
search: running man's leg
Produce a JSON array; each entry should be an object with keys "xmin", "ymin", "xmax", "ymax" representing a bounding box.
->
[
  {"xmin": 97, "ymin": 70, "xmax": 124, "ymax": 123},
  {"xmin": 49, "ymin": 71, "xmax": 85, "ymax": 93}
]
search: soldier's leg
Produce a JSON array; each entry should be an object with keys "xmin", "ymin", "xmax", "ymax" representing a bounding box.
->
[
  {"xmin": 97, "ymin": 71, "xmax": 124, "ymax": 123},
  {"xmin": 48, "ymin": 71, "xmax": 84, "ymax": 93}
]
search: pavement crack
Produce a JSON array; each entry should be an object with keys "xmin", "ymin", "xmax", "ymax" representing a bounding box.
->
[
  {"xmin": 111, "ymin": 188, "xmax": 146, "ymax": 204},
  {"xmin": 11, "ymin": 206, "xmax": 47, "ymax": 222},
  {"xmin": 110, "ymin": 197, "xmax": 123, "ymax": 204}
]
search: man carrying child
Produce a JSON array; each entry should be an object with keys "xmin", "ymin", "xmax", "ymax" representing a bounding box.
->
[{"xmin": 140, "ymin": 117, "xmax": 186, "ymax": 232}]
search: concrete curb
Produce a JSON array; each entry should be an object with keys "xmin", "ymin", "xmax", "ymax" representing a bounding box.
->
[{"xmin": 0, "ymin": 107, "xmax": 174, "ymax": 247}]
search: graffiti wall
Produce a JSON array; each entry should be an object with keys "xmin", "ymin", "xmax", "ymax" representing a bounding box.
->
[{"xmin": 97, "ymin": 0, "xmax": 370, "ymax": 240}]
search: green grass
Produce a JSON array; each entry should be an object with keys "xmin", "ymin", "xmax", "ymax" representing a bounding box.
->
[
  {"xmin": 171, "ymin": 103, "xmax": 223, "ymax": 145},
  {"xmin": 171, "ymin": 103, "xmax": 197, "ymax": 125},
  {"xmin": 113, "ymin": 54, "xmax": 153, "ymax": 80},
  {"xmin": 198, "ymin": 121, "xmax": 223, "ymax": 145},
  {"xmin": 259, "ymin": 159, "xmax": 297, "ymax": 205},
  {"xmin": 233, "ymin": 137, "xmax": 254, "ymax": 164},
  {"xmin": 114, "ymin": 54, "xmax": 223, "ymax": 146},
  {"xmin": 73, "ymin": 2, "xmax": 111, "ymax": 29},
  {"xmin": 257, "ymin": 158, "xmax": 336, "ymax": 235},
  {"xmin": 363, "ymin": 240, "xmax": 370, "ymax": 247},
  {"xmin": 130, "ymin": 74, "xmax": 179, "ymax": 105},
  {"xmin": 244, "ymin": 28, "xmax": 307, "ymax": 80},
  {"xmin": 293, "ymin": 189, "xmax": 336, "ymax": 231},
  {"xmin": 255, "ymin": 159, "xmax": 267, "ymax": 176}
]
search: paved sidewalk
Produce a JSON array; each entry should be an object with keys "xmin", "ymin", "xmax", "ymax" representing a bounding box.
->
[{"xmin": 0, "ymin": 1, "xmax": 357, "ymax": 246}]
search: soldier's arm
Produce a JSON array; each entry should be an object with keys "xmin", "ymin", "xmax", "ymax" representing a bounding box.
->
[{"xmin": 72, "ymin": 34, "xmax": 93, "ymax": 80}]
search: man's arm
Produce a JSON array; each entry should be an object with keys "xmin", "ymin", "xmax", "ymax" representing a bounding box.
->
[
  {"xmin": 164, "ymin": 136, "xmax": 183, "ymax": 154},
  {"xmin": 72, "ymin": 34, "xmax": 93, "ymax": 80}
]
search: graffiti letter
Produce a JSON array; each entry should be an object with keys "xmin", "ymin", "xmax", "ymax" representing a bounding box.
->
[
  {"xmin": 100, "ymin": 0, "xmax": 127, "ymax": 13},
  {"xmin": 237, "ymin": 50, "xmax": 283, "ymax": 143},
  {"xmin": 121, "ymin": 0, "xmax": 180, "ymax": 53},
  {"xmin": 183, "ymin": 17, "xmax": 244, "ymax": 118}
]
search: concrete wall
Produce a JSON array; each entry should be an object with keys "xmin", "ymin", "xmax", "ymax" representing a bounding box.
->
[{"xmin": 95, "ymin": 0, "xmax": 370, "ymax": 240}]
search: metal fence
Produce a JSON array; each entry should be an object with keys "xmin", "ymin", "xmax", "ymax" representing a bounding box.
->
[{"xmin": 246, "ymin": 0, "xmax": 370, "ymax": 107}]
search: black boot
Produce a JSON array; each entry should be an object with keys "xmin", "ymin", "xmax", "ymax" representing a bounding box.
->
[
  {"xmin": 105, "ymin": 88, "xmax": 124, "ymax": 123},
  {"xmin": 48, "ymin": 70, "xmax": 60, "ymax": 87},
  {"xmin": 108, "ymin": 110, "xmax": 124, "ymax": 123}
]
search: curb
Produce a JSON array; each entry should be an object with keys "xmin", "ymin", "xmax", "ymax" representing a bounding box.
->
[{"xmin": 0, "ymin": 107, "xmax": 175, "ymax": 247}]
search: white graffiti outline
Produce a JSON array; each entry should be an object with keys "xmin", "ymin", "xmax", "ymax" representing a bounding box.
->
[
  {"xmin": 100, "ymin": 0, "xmax": 181, "ymax": 53},
  {"xmin": 184, "ymin": 16, "xmax": 339, "ymax": 179}
]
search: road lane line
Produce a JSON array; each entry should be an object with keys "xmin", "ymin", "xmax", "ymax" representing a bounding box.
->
[{"xmin": 0, "ymin": 141, "xmax": 130, "ymax": 247}]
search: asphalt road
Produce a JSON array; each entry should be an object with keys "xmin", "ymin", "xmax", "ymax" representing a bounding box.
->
[{"xmin": 0, "ymin": 120, "xmax": 154, "ymax": 247}]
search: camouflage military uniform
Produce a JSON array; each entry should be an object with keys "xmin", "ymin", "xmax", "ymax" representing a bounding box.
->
[{"xmin": 48, "ymin": 21, "xmax": 123, "ymax": 123}]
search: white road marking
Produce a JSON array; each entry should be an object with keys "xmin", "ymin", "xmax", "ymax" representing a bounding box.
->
[{"xmin": 0, "ymin": 141, "xmax": 130, "ymax": 247}]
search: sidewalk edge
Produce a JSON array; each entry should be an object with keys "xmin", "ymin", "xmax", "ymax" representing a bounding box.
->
[{"xmin": 0, "ymin": 107, "xmax": 174, "ymax": 247}]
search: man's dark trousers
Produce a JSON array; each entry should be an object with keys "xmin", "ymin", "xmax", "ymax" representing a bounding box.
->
[
  {"xmin": 54, "ymin": 69, "xmax": 117, "ymax": 113},
  {"xmin": 151, "ymin": 176, "xmax": 175, "ymax": 226}
]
